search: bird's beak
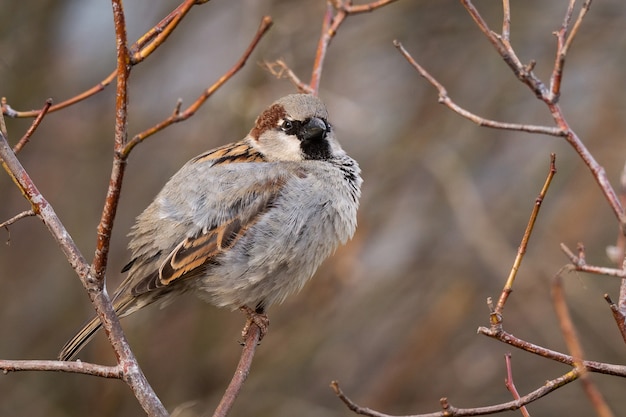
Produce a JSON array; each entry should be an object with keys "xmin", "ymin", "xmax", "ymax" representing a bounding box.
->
[{"xmin": 301, "ymin": 117, "xmax": 328, "ymax": 141}]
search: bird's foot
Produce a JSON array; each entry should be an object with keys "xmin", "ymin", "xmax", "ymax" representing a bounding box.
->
[{"xmin": 239, "ymin": 305, "xmax": 269, "ymax": 341}]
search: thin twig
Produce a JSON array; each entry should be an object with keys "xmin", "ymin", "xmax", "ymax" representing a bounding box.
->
[
  {"xmin": 458, "ymin": 1, "xmax": 626, "ymax": 229},
  {"xmin": 332, "ymin": 371, "xmax": 578, "ymax": 417},
  {"xmin": 560, "ymin": 243, "xmax": 626, "ymax": 278},
  {"xmin": 212, "ymin": 324, "xmax": 262, "ymax": 417},
  {"xmin": 604, "ymin": 294, "xmax": 626, "ymax": 344},
  {"xmin": 461, "ymin": 0, "xmax": 548, "ymax": 98},
  {"xmin": 477, "ymin": 325, "xmax": 626, "ymax": 377},
  {"xmin": 261, "ymin": 59, "xmax": 312, "ymax": 94},
  {"xmin": 0, "ymin": 359, "xmax": 122, "ymax": 379},
  {"xmin": 266, "ymin": 0, "xmax": 397, "ymax": 95},
  {"xmin": 0, "ymin": 129, "xmax": 147, "ymax": 405},
  {"xmin": 122, "ymin": 15, "xmax": 273, "ymax": 156},
  {"xmin": 610, "ymin": 154, "xmax": 626, "ymax": 335},
  {"xmin": 0, "ymin": 210, "xmax": 36, "ymax": 229},
  {"xmin": 0, "ymin": 132, "xmax": 90, "ymax": 278},
  {"xmin": 2, "ymin": 0, "xmax": 210, "ymax": 118},
  {"xmin": 619, "ymin": 163, "xmax": 626, "ymax": 321},
  {"xmin": 552, "ymin": 268, "xmax": 614, "ymax": 417},
  {"xmin": 91, "ymin": 0, "xmax": 131, "ymax": 282},
  {"xmin": 93, "ymin": 2, "xmax": 168, "ymax": 416},
  {"xmin": 130, "ymin": 0, "xmax": 200, "ymax": 64},
  {"xmin": 501, "ymin": 0, "xmax": 511, "ymax": 42},
  {"xmin": 341, "ymin": 0, "xmax": 398, "ymax": 14},
  {"xmin": 393, "ymin": 41, "xmax": 565, "ymax": 137},
  {"xmin": 13, "ymin": 99, "xmax": 52, "ymax": 154},
  {"xmin": 504, "ymin": 354, "xmax": 531, "ymax": 417},
  {"xmin": 0, "ymin": 98, "xmax": 7, "ymax": 135},
  {"xmin": 492, "ymin": 154, "xmax": 557, "ymax": 318},
  {"xmin": 549, "ymin": 0, "xmax": 573, "ymax": 102},
  {"xmin": 1, "ymin": 71, "xmax": 116, "ymax": 118},
  {"xmin": 563, "ymin": 1, "xmax": 593, "ymax": 54}
]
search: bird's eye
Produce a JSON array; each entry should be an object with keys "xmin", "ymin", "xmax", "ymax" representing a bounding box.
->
[{"xmin": 281, "ymin": 120, "xmax": 294, "ymax": 132}]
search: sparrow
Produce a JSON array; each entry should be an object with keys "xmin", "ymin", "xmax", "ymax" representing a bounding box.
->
[{"xmin": 59, "ymin": 93, "xmax": 362, "ymax": 361}]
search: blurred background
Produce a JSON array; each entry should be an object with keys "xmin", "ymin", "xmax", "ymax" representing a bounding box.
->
[{"xmin": 2, "ymin": 0, "xmax": 626, "ymax": 416}]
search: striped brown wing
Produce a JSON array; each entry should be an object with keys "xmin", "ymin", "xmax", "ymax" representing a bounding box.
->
[{"xmin": 131, "ymin": 175, "xmax": 286, "ymax": 294}]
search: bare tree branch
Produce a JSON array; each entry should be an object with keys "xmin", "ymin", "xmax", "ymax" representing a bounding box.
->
[
  {"xmin": 393, "ymin": 41, "xmax": 566, "ymax": 137},
  {"xmin": 123, "ymin": 15, "xmax": 273, "ymax": 156},
  {"xmin": 552, "ymin": 267, "xmax": 614, "ymax": 417},
  {"xmin": 0, "ymin": 359, "xmax": 122, "ymax": 379},
  {"xmin": 332, "ymin": 371, "xmax": 579, "ymax": 417},
  {"xmin": 1, "ymin": 0, "xmax": 211, "ymax": 119},
  {"xmin": 560, "ymin": 243, "xmax": 626, "ymax": 279},
  {"xmin": 212, "ymin": 324, "xmax": 262, "ymax": 417},
  {"xmin": 0, "ymin": 210, "xmax": 36, "ymax": 230},
  {"xmin": 265, "ymin": 0, "xmax": 398, "ymax": 95},
  {"xmin": 503, "ymin": 354, "xmax": 530, "ymax": 417},
  {"xmin": 604, "ymin": 294, "xmax": 626, "ymax": 344},
  {"xmin": 0, "ymin": 129, "xmax": 158, "ymax": 410},
  {"xmin": 12, "ymin": 99, "xmax": 52, "ymax": 154}
]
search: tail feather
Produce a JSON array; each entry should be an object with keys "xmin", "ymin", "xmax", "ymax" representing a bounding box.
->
[{"xmin": 58, "ymin": 316, "xmax": 102, "ymax": 361}]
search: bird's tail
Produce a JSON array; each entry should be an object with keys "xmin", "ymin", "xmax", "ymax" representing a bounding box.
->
[{"xmin": 58, "ymin": 315, "xmax": 102, "ymax": 361}]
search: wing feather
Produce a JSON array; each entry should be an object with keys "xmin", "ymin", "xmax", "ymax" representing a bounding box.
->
[{"xmin": 129, "ymin": 174, "xmax": 287, "ymax": 295}]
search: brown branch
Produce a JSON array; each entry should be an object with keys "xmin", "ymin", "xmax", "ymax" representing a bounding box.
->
[
  {"xmin": 1, "ymin": 71, "xmax": 116, "ymax": 118},
  {"xmin": 552, "ymin": 109, "xmax": 625, "ymax": 227},
  {"xmin": 393, "ymin": 41, "xmax": 565, "ymax": 137},
  {"xmin": 478, "ymin": 325, "xmax": 626, "ymax": 377},
  {"xmin": 0, "ymin": 98, "xmax": 7, "ymax": 135},
  {"xmin": 91, "ymin": 0, "xmax": 131, "ymax": 282},
  {"xmin": 616, "ymin": 164, "xmax": 626, "ymax": 319},
  {"xmin": 332, "ymin": 371, "xmax": 578, "ymax": 417},
  {"xmin": 0, "ymin": 129, "xmax": 153, "ymax": 407},
  {"xmin": 2, "ymin": 0, "xmax": 210, "ymax": 119},
  {"xmin": 456, "ymin": 1, "xmax": 625, "ymax": 229},
  {"xmin": 0, "ymin": 132, "xmax": 90, "ymax": 279},
  {"xmin": 335, "ymin": 0, "xmax": 399, "ymax": 14},
  {"xmin": 212, "ymin": 323, "xmax": 262, "ymax": 417},
  {"xmin": 461, "ymin": 0, "xmax": 548, "ymax": 98},
  {"xmin": 504, "ymin": 354, "xmax": 530, "ymax": 417},
  {"xmin": 491, "ymin": 154, "xmax": 557, "ymax": 321},
  {"xmin": 12, "ymin": 99, "xmax": 52, "ymax": 154},
  {"xmin": 87, "ymin": 2, "xmax": 168, "ymax": 416},
  {"xmin": 261, "ymin": 59, "xmax": 312, "ymax": 94},
  {"xmin": 122, "ymin": 15, "xmax": 273, "ymax": 156},
  {"xmin": 0, "ymin": 210, "xmax": 36, "ymax": 229},
  {"xmin": 563, "ymin": 1, "xmax": 593, "ymax": 54},
  {"xmin": 552, "ymin": 267, "xmax": 614, "ymax": 417},
  {"xmin": 266, "ymin": 0, "xmax": 397, "ymax": 95},
  {"xmin": 604, "ymin": 294, "xmax": 626, "ymax": 344},
  {"xmin": 0, "ymin": 359, "xmax": 122, "ymax": 379},
  {"xmin": 560, "ymin": 243, "xmax": 626, "ymax": 278},
  {"xmin": 130, "ymin": 0, "xmax": 201, "ymax": 65},
  {"xmin": 549, "ymin": 0, "xmax": 575, "ymax": 102},
  {"xmin": 500, "ymin": 0, "xmax": 511, "ymax": 42},
  {"xmin": 309, "ymin": 2, "xmax": 339, "ymax": 95}
]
